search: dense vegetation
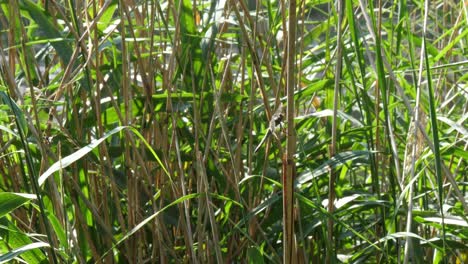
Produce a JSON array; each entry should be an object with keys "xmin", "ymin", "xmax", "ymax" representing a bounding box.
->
[{"xmin": 0, "ymin": 0, "xmax": 467, "ymax": 263}]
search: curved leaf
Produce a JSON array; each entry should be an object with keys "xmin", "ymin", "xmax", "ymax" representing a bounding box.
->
[
  {"xmin": 0, "ymin": 242, "xmax": 49, "ymax": 264},
  {"xmin": 0, "ymin": 192, "xmax": 36, "ymax": 219}
]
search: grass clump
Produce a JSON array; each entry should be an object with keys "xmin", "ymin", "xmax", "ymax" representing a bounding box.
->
[{"xmin": 0, "ymin": 0, "xmax": 467, "ymax": 263}]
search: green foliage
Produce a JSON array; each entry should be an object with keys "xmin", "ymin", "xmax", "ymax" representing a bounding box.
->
[
  {"xmin": 0, "ymin": 0, "xmax": 467, "ymax": 263},
  {"xmin": 0, "ymin": 194, "xmax": 47, "ymax": 263}
]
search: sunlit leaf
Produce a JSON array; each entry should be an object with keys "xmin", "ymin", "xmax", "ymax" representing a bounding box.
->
[
  {"xmin": 0, "ymin": 242, "xmax": 49, "ymax": 264},
  {"xmin": 0, "ymin": 192, "xmax": 36, "ymax": 219}
]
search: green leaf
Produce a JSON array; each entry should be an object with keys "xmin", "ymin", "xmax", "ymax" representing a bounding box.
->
[
  {"xmin": 19, "ymin": 0, "xmax": 73, "ymax": 66},
  {"xmin": 175, "ymin": 0, "xmax": 204, "ymax": 91},
  {"xmin": 0, "ymin": 125, "xmax": 18, "ymax": 137},
  {"xmin": 296, "ymin": 150, "xmax": 371, "ymax": 185},
  {"xmin": 0, "ymin": 242, "xmax": 49, "ymax": 264},
  {"xmin": 0, "ymin": 192, "xmax": 36, "ymax": 219},
  {"xmin": 39, "ymin": 126, "xmax": 171, "ymax": 186},
  {"xmin": 247, "ymin": 246, "xmax": 264, "ymax": 264},
  {"xmin": 38, "ymin": 126, "xmax": 127, "ymax": 186},
  {"xmin": 0, "ymin": 218, "xmax": 47, "ymax": 264},
  {"xmin": 94, "ymin": 1, "xmax": 118, "ymax": 32},
  {"xmin": 438, "ymin": 116, "xmax": 468, "ymax": 136},
  {"xmin": 433, "ymin": 26, "xmax": 468, "ymax": 62},
  {"xmin": 100, "ymin": 193, "xmax": 201, "ymax": 260},
  {"xmin": 0, "ymin": 91, "xmax": 28, "ymax": 137},
  {"xmin": 416, "ymin": 216, "xmax": 468, "ymax": 228}
]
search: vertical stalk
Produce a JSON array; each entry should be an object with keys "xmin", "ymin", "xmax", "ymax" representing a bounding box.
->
[
  {"xmin": 422, "ymin": 0, "xmax": 446, "ymax": 259},
  {"xmin": 284, "ymin": 0, "xmax": 296, "ymax": 262},
  {"xmin": 328, "ymin": 0, "xmax": 344, "ymax": 262},
  {"xmin": 10, "ymin": 1, "xmax": 58, "ymax": 261},
  {"xmin": 118, "ymin": 0, "xmax": 134, "ymax": 260}
]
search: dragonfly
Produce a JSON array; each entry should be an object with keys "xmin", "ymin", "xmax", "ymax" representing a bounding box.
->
[{"xmin": 254, "ymin": 103, "xmax": 284, "ymax": 153}]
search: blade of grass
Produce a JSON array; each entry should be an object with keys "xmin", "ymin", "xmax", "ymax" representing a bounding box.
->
[
  {"xmin": 19, "ymin": 0, "xmax": 73, "ymax": 66},
  {"xmin": 99, "ymin": 192, "xmax": 242, "ymax": 261},
  {"xmin": 328, "ymin": 0, "xmax": 344, "ymax": 261},
  {"xmin": 39, "ymin": 126, "xmax": 170, "ymax": 187},
  {"xmin": 420, "ymin": 0, "xmax": 447, "ymax": 259},
  {"xmin": 0, "ymin": 242, "xmax": 49, "ymax": 264},
  {"xmin": 423, "ymin": 34, "xmax": 447, "ymax": 262},
  {"xmin": 0, "ymin": 192, "xmax": 36, "ymax": 218},
  {"xmin": 1, "ymin": 89, "xmax": 58, "ymax": 263}
]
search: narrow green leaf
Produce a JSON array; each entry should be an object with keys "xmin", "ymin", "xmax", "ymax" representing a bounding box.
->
[
  {"xmin": 38, "ymin": 126, "xmax": 126, "ymax": 186},
  {"xmin": 296, "ymin": 151, "xmax": 370, "ymax": 185},
  {"xmin": 0, "ymin": 218, "xmax": 47, "ymax": 264},
  {"xmin": 175, "ymin": 0, "xmax": 203, "ymax": 91},
  {"xmin": 295, "ymin": 109, "xmax": 363, "ymax": 127},
  {"xmin": 0, "ymin": 125, "xmax": 18, "ymax": 137},
  {"xmin": 421, "ymin": 217, "xmax": 468, "ymax": 228},
  {"xmin": 434, "ymin": 27, "xmax": 468, "ymax": 62},
  {"xmin": 100, "ymin": 193, "xmax": 201, "ymax": 260},
  {"xmin": 296, "ymin": 193, "xmax": 380, "ymax": 251},
  {"xmin": 39, "ymin": 126, "xmax": 171, "ymax": 186},
  {"xmin": 0, "ymin": 91, "xmax": 28, "ymax": 137},
  {"xmin": 45, "ymin": 210, "xmax": 67, "ymax": 251},
  {"xmin": 438, "ymin": 116, "xmax": 468, "ymax": 136},
  {"xmin": 95, "ymin": 1, "xmax": 118, "ymax": 32},
  {"xmin": 0, "ymin": 193, "xmax": 36, "ymax": 219},
  {"xmin": 0, "ymin": 242, "xmax": 49, "ymax": 264},
  {"xmin": 19, "ymin": 0, "xmax": 73, "ymax": 66},
  {"xmin": 423, "ymin": 34, "xmax": 447, "ymax": 253}
]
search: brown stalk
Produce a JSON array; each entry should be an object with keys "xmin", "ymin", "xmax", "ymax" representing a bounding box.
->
[
  {"xmin": 284, "ymin": 0, "xmax": 297, "ymax": 262},
  {"xmin": 166, "ymin": 1, "xmax": 197, "ymax": 262},
  {"xmin": 230, "ymin": 1, "xmax": 272, "ymax": 119}
]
